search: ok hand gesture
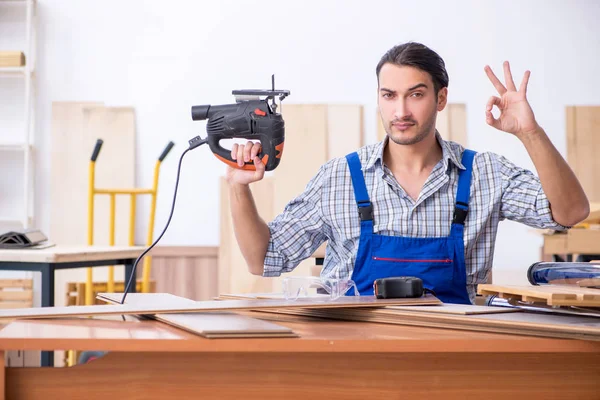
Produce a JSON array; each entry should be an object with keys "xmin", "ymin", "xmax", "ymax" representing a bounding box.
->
[{"xmin": 484, "ymin": 61, "xmax": 540, "ymax": 138}]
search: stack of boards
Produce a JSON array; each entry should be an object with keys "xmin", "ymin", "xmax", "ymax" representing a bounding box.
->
[
  {"xmin": 98, "ymin": 293, "xmax": 298, "ymax": 339},
  {"xmin": 0, "ymin": 292, "xmax": 439, "ymax": 339},
  {"xmin": 219, "ymin": 288, "xmax": 600, "ymax": 341}
]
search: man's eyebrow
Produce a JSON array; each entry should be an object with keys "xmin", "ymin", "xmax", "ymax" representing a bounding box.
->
[
  {"xmin": 408, "ymin": 83, "xmax": 428, "ymax": 91},
  {"xmin": 379, "ymin": 83, "xmax": 428, "ymax": 93}
]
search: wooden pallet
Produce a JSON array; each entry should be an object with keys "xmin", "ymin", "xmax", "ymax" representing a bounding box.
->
[
  {"xmin": 0, "ymin": 279, "xmax": 33, "ymax": 309},
  {"xmin": 477, "ymin": 284, "xmax": 600, "ymax": 306}
]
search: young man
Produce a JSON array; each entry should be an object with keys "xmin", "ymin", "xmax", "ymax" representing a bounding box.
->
[{"xmin": 226, "ymin": 42, "xmax": 589, "ymax": 304}]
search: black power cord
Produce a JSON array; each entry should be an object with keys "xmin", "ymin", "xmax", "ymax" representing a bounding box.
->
[{"xmin": 120, "ymin": 136, "xmax": 207, "ymax": 304}]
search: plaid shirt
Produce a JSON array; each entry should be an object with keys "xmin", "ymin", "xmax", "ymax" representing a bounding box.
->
[{"xmin": 263, "ymin": 132, "xmax": 567, "ymax": 302}]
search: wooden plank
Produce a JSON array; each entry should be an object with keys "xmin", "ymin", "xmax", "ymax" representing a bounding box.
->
[
  {"xmin": 98, "ymin": 292, "xmax": 196, "ymax": 306},
  {"xmin": 277, "ymin": 306, "xmax": 600, "ymax": 340},
  {"xmin": 383, "ymin": 304, "xmax": 519, "ymax": 315},
  {"xmin": 150, "ymin": 247, "xmax": 218, "ymax": 301},
  {"xmin": 326, "ymin": 104, "xmax": 363, "ymax": 159},
  {"xmin": 0, "ymin": 294, "xmax": 440, "ymax": 320},
  {"xmin": 50, "ymin": 102, "xmax": 103, "ymax": 245},
  {"xmin": 82, "ymin": 107, "xmax": 137, "ymax": 247},
  {"xmin": 0, "ymin": 279, "xmax": 32, "ymax": 289},
  {"xmin": 97, "ymin": 293, "xmax": 297, "ymax": 338},
  {"xmin": 477, "ymin": 284, "xmax": 600, "ymax": 307},
  {"xmin": 0, "ymin": 291, "xmax": 32, "ymax": 301},
  {"xmin": 219, "ymin": 176, "xmax": 279, "ymax": 295},
  {"xmin": 0, "ymin": 302, "xmax": 33, "ymax": 309},
  {"xmin": 149, "ymin": 246, "xmax": 218, "ymax": 258},
  {"xmin": 218, "ymin": 293, "xmax": 519, "ymax": 315},
  {"xmin": 567, "ymin": 106, "xmax": 600, "ymax": 202},
  {"xmin": 447, "ymin": 104, "xmax": 467, "ymax": 146},
  {"xmin": 50, "ymin": 104, "xmax": 137, "ymax": 306},
  {"xmin": 153, "ymin": 313, "xmax": 297, "ymax": 338},
  {"xmin": 274, "ymin": 104, "xmax": 328, "ymax": 215},
  {"xmin": 0, "ymin": 51, "xmax": 25, "ymax": 67}
]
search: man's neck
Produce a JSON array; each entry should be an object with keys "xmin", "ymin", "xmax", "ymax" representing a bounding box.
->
[{"xmin": 383, "ymin": 131, "xmax": 443, "ymax": 175}]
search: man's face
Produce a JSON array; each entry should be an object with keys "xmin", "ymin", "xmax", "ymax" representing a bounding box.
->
[{"xmin": 378, "ymin": 63, "xmax": 447, "ymax": 146}]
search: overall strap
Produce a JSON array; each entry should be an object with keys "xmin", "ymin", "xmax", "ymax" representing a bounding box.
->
[
  {"xmin": 345, "ymin": 153, "xmax": 374, "ymax": 224},
  {"xmin": 452, "ymin": 149, "xmax": 476, "ymax": 228}
]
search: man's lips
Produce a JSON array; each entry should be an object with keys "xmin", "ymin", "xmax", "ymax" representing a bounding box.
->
[{"xmin": 392, "ymin": 122, "xmax": 415, "ymax": 130}]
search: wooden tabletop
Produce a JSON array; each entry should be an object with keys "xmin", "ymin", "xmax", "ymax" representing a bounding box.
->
[
  {"xmin": 0, "ymin": 314, "xmax": 598, "ymax": 354},
  {"xmin": 0, "ymin": 245, "xmax": 145, "ymax": 263}
]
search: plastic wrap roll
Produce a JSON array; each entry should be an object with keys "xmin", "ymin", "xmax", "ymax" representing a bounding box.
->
[{"xmin": 527, "ymin": 262, "xmax": 600, "ymax": 287}]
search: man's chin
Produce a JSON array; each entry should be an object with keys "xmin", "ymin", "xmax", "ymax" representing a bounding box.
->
[{"xmin": 388, "ymin": 130, "xmax": 423, "ymax": 146}]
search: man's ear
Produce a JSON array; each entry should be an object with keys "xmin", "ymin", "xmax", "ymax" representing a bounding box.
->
[{"xmin": 437, "ymin": 87, "xmax": 448, "ymax": 112}]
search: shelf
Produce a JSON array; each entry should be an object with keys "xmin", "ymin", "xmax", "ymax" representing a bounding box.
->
[
  {"xmin": 0, "ymin": 143, "xmax": 30, "ymax": 151},
  {"xmin": 0, "ymin": 0, "xmax": 36, "ymax": 230},
  {"xmin": 0, "ymin": 67, "xmax": 30, "ymax": 77}
]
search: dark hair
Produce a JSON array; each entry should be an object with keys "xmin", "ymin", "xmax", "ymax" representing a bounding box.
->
[{"xmin": 376, "ymin": 42, "xmax": 449, "ymax": 94}]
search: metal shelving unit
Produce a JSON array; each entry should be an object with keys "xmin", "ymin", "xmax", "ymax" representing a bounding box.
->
[{"xmin": 0, "ymin": 0, "xmax": 37, "ymax": 229}]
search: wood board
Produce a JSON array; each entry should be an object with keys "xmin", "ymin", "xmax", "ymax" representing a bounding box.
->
[
  {"xmin": 567, "ymin": 106, "xmax": 600, "ymax": 202},
  {"xmin": 219, "ymin": 176, "xmax": 284, "ymax": 295},
  {"xmin": 326, "ymin": 104, "xmax": 364, "ymax": 159},
  {"xmin": 50, "ymin": 103, "xmax": 136, "ymax": 246},
  {"xmin": 217, "ymin": 293, "xmax": 518, "ymax": 315},
  {"xmin": 50, "ymin": 103, "xmax": 136, "ymax": 306},
  {"xmin": 266, "ymin": 306, "xmax": 600, "ymax": 341},
  {"xmin": 477, "ymin": 284, "xmax": 600, "ymax": 306},
  {"xmin": 0, "ymin": 51, "xmax": 25, "ymax": 67},
  {"xmin": 0, "ymin": 294, "xmax": 440, "ymax": 320},
  {"xmin": 97, "ymin": 293, "xmax": 298, "ymax": 338}
]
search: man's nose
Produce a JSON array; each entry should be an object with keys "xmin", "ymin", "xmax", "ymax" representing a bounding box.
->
[{"xmin": 393, "ymin": 100, "xmax": 411, "ymax": 120}]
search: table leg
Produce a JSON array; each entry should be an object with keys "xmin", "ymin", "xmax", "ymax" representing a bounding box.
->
[
  {"xmin": 124, "ymin": 262, "xmax": 136, "ymax": 293},
  {"xmin": 40, "ymin": 265, "xmax": 55, "ymax": 367}
]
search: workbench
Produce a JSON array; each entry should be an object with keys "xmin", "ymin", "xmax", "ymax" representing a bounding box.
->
[
  {"xmin": 0, "ymin": 314, "xmax": 598, "ymax": 399},
  {"xmin": 0, "ymin": 245, "xmax": 144, "ymax": 366}
]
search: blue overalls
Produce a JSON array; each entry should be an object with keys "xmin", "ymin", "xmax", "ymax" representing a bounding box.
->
[{"xmin": 345, "ymin": 149, "xmax": 476, "ymax": 304}]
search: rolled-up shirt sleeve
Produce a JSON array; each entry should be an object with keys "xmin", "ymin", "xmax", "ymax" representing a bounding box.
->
[
  {"xmin": 263, "ymin": 165, "xmax": 330, "ymax": 277},
  {"xmin": 497, "ymin": 154, "xmax": 570, "ymax": 230}
]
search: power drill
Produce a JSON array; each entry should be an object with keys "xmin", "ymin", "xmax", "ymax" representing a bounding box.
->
[{"xmin": 189, "ymin": 76, "xmax": 291, "ymax": 171}]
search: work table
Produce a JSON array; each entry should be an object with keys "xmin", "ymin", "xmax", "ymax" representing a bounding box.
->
[{"xmin": 0, "ymin": 314, "xmax": 598, "ymax": 399}]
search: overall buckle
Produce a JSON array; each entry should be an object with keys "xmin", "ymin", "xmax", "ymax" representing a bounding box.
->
[
  {"xmin": 358, "ymin": 203, "xmax": 373, "ymax": 221},
  {"xmin": 453, "ymin": 201, "xmax": 469, "ymax": 225}
]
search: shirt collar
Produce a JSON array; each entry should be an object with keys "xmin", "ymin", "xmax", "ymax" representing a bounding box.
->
[{"xmin": 365, "ymin": 130, "xmax": 465, "ymax": 171}]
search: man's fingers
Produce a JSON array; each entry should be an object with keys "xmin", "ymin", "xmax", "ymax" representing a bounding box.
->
[
  {"xmin": 231, "ymin": 144, "xmax": 238, "ymax": 160},
  {"xmin": 485, "ymin": 109, "xmax": 501, "ymax": 130},
  {"xmin": 519, "ymin": 70, "xmax": 530, "ymax": 95},
  {"xmin": 484, "ymin": 65, "xmax": 507, "ymax": 95},
  {"xmin": 236, "ymin": 143, "xmax": 245, "ymax": 167},
  {"xmin": 250, "ymin": 142, "xmax": 262, "ymax": 160},
  {"xmin": 486, "ymin": 96, "xmax": 502, "ymax": 112},
  {"xmin": 253, "ymin": 156, "xmax": 266, "ymax": 178},
  {"xmin": 243, "ymin": 141, "xmax": 254, "ymax": 162},
  {"xmin": 485, "ymin": 96, "xmax": 502, "ymax": 130},
  {"xmin": 503, "ymin": 61, "xmax": 517, "ymax": 91}
]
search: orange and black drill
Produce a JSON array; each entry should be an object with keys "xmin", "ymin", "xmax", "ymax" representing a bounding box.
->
[{"xmin": 189, "ymin": 77, "xmax": 290, "ymax": 171}]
